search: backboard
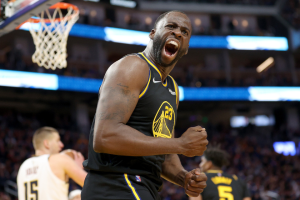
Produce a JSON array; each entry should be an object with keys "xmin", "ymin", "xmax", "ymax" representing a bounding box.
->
[{"xmin": 0, "ymin": 0, "xmax": 61, "ymax": 37}]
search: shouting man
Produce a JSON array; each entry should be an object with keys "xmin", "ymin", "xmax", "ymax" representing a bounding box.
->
[{"xmin": 82, "ymin": 11, "xmax": 208, "ymax": 200}]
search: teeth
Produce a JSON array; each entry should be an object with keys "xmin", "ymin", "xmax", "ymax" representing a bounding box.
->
[{"xmin": 167, "ymin": 41, "xmax": 178, "ymax": 47}]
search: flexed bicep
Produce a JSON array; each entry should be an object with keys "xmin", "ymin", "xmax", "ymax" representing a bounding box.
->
[
  {"xmin": 93, "ymin": 55, "xmax": 149, "ymax": 153},
  {"xmin": 96, "ymin": 83, "xmax": 139, "ymax": 123}
]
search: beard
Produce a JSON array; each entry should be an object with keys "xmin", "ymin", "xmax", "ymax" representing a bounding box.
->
[{"xmin": 152, "ymin": 34, "xmax": 187, "ymax": 67}]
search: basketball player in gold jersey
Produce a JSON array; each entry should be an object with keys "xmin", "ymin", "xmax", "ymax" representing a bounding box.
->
[
  {"xmin": 82, "ymin": 11, "xmax": 208, "ymax": 200},
  {"xmin": 190, "ymin": 147, "xmax": 251, "ymax": 200}
]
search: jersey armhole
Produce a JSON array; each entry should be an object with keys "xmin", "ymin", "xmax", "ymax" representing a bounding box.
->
[{"xmin": 139, "ymin": 67, "xmax": 151, "ymax": 99}]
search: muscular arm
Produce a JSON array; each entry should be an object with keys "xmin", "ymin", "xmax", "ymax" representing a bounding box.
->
[
  {"xmin": 93, "ymin": 55, "xmax": 183, "ymax": 156},
  {"xmin": 189, "ymin": 195, "xmax": 202, "ymax": 200},
  {"xmin": 161, "ymin": 153, "xmax": 187, "ymax": 186}
]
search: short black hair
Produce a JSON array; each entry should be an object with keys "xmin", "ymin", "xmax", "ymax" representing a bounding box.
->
[
  {"xmin": 204, "ymin": 147, "xmax": 230, "ymax": 168},
  {"xmin": 153, "ymin": 10, "xmax": 187, "ymax": 29}
]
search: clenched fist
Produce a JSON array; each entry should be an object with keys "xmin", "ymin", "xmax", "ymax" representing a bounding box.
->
[
  {"xmin": 184, "ymin": 168, "xmax": 207, "ymax": 197},
  {"xmin": 179, "ymin": 126, "xmax": 208, "ymax": 157}
]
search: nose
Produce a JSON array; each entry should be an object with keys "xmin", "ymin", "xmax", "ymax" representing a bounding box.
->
[{"xmin": 171, "ymin": 28, "xmax": 182, "ymax": 39}]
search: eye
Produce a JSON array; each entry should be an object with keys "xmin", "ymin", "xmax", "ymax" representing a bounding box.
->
[
  {"xmin": 182, "ymin": 30, "xmax": 188, "ymax": 35},
  {"xmin": 167, "ymin": 24, "xmax": 174, "ymax": 28}
]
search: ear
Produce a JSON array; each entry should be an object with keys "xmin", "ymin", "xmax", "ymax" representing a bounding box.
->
[
  {"xmin": 207, "ymin": 161, "xmax": 213, "ymax": 170},
  {"xmin": 185, "ymin": 48, "xmax": 189, "ymax": 55},
  {"xmin": 43, "ymin": 140, "xmax": 50, "ymax": 149},
  {"xmin": 149, "ymin": 29, "xmax": 156, "ymax": 40}
]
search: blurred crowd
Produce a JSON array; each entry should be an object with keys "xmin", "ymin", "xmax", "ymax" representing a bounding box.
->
[
  {"xmin": 171, "ymin": 63, "xmax": 296, "ymax": 87},
  {"xmin": 0, "ymin": 110, "xmax": 299, "ymax": 200},
  {"xmin": 0, "ymin": 47, "xmax": 104, "ymax": 79},
  {"xmin": 142, "ymin": 0, "xmax": 276, "ymax": 6},
  {"xmin": 77, "ymin": 0, "xmax": 300, "ymax": 34},
  {"xmin": 0, "ymin": 47, "xmax": 297, "ymax": 87},
  {"xmin": 281, "ymin": 0, "xmax": 300, "ymax": 30},
  {"xmin": 77, "ymin": 8, "xmax": 277, "ymax": 37}
]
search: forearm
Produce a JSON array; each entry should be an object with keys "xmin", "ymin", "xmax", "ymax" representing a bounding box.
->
[
  {"xmin": 161, "ymin": 154, "xmax": 188, "ymax": 187},
  {"xmin": 189, "ymin": 195, "xmax": 202, "ymax": 200},
  {"xmin": 94, "ymin": 123, "xmax": 183, "ymax": 156},
  {"xmin": 74, "ymin": 170, "xmax": 87, "ymax": 187}
]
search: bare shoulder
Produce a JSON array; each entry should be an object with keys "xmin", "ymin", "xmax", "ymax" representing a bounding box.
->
[
  {"xmin": 112, "ymin": 54, "xmax": 149, "ymax": 72},
  {"xmin": 49, "ymin": 153, "xmax": 73, "ymax": 166},
  {"xmin": 48, "ymin": 153, "xmax": 76, "ymax": 182},
  {"xmin": 105, "ymin": 54, "xmax": 149, "ymax": 87}
]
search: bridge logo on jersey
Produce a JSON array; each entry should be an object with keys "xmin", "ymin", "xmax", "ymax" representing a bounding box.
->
[{"xmin": 152, "ymin": 101, "xmax": 175, "ymax": 138}]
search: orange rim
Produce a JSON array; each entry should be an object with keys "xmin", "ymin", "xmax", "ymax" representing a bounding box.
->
[
  {"xmin": 16, "ymin": 2, "xmax": 79, "ymax": 29},
  {"xmin": 49, "ymin": 2, "xmax": 79, "ymax": 10}
]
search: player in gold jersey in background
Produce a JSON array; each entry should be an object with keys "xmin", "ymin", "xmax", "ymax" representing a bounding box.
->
[{"xmin": 190, "ymin": 147, "xmax": 251, "ymax": 200}]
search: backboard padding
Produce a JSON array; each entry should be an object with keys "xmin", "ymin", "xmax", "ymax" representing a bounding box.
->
[{"xmin": 0, "ymin": 0, "xmax": 61, "ymax": 37}]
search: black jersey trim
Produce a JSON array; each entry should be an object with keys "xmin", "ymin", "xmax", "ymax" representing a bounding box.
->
[{"xmin": 138, "ymin": 52, "xmax": 167, "ymax": 87}]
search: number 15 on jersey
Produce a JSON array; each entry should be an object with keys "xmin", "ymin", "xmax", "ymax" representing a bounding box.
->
[{"xmin": 24, "ymin": 180, "xmax": 38, "ymax": 200}]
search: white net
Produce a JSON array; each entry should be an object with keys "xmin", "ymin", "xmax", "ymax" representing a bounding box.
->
[{"xmin": 28, "ymin": 4, "xmax": 79, "ymax": 70}]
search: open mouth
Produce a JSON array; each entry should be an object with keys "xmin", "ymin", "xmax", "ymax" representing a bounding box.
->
[{"xmin": 164, "ymin": 40, "xmax": 179, "ymax": 57}]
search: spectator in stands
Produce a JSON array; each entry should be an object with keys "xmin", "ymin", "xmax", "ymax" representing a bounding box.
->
[{"xmin": 0, "ymin": 111, "xmax": 300, "ymax": 199}]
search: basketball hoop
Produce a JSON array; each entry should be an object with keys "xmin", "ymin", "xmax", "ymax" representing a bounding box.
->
[{"xmin": 18, "ymin": 2, "xmax": 79, "ymax": 70}]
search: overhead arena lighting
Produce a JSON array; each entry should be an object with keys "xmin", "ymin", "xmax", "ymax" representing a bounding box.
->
[
  {"xmin": 2, "ymin": 69, "xmax": 300, "ymax": 101},
  {"xmin": 256, "ymin": 57, "xmax": 274, "ymax": 73},
  {"xmin": 82, "ymin": 0, "xmax": 136, "ymax": 6},
  {"xmin": 110, "ymin": 0, "xmax": 136, "ymax": 8},
  {"xmin": 19, "ymin": 24, "xmax": 289, "ymax": 51},
  {"xmin": 83, "ymin": 0, "xmax": 100, "ymax": 2},
  {"xmin": 273, "ymin": 142, "xmax": 296, "ymax": 156}
]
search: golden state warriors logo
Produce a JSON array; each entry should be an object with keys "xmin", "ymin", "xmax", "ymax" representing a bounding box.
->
[{"xmin": 152, "ymin": 101, "xmax": 175, "ymax": 138}]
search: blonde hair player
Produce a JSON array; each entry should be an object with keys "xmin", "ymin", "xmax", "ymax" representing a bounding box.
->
[{"xmin": 17, "ymin": 127, "xmax": 87, "ymax": 200}]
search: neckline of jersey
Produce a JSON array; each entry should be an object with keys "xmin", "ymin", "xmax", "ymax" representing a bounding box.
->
[
  {"xmin": 207, "ymin": 170, "xmax": 223, "ymax": 173},
  {"xmin": 139, "ymin": 52, "xmax": 167, "ymax": 87}
]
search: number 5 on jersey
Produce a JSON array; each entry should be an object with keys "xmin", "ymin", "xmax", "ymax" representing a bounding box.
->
[
  {"xmin": 24, "ymin": 180, "xmax": 38, "ymax": 200},
  {"xmin": 218, "ymin": 186, "xmax": 234, "ymax": 200}
]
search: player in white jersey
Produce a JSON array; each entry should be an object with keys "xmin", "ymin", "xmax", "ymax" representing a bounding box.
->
[{"xmin": 17, "ymin": 127, "xmax": 87, "ymax": 200}]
